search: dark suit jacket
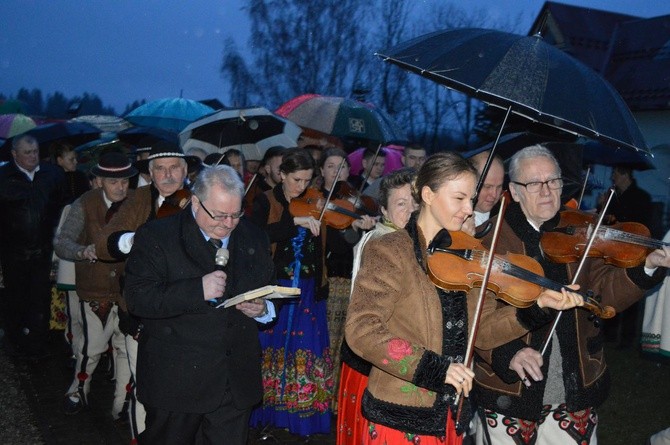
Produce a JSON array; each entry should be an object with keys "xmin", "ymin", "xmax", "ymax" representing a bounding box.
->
[{"xmin": 124, "ymin": 207, "xmax": 274, "ymax": 413}]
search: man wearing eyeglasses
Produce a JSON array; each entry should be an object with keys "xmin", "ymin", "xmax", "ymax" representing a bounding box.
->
[
  {"xmin": 472, "ymin": 145, "xmax": 670, "ymax": 445},
  {"xmin": 124, "ymin": 165, "xmax": 275, "ymax": 445},
  {"xmin": 91, "ymin": 140, "xmax": 200, "ymax": 440}
]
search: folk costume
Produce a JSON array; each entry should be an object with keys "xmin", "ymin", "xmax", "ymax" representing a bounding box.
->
[
  {"xmin": 641, "ymin": 230, "xmax": 670, "ymax": 359},
  {"xmin": 249, "ymin": 185, "xmax": 334, "ymax": 436},
  {"xmin": 53, "ymin": 187, "xmax": 132, "ymax": 417},
  {"xmin": 345, "ymin": 214, "xmax": 554, "ymax": 445},
  {"xmin": 337, "ymin": 220, "xmax": 395, "ymax": 445},
  {"xmin": 473, "ymin": 202, "xmax": 664, "ymax": 445}
]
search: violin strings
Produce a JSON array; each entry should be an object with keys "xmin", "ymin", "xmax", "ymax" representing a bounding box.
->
[
  {"xmin": 598, "ymin": 226, "xmax": 667, "ymax": 249},
  {"xmin": 469, "ymin": 251, "xmax": 561, "ymax": 291}
]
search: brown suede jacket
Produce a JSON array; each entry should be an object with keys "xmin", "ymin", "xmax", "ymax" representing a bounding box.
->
[
  {"xmin": 345, "ymin": 221, "xmax": 553, "ymax": 436},
  {"xmin": 473, "ymin": 203, "xmax": 663, "ymax": 420}
]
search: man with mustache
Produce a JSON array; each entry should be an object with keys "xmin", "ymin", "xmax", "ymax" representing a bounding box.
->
[{"xmin": 92, "ymin": 140, "xmax": 199, "ymax": 440}]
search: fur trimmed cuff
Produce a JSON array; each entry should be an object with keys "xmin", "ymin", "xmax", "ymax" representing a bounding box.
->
[{"xmin": 413, "ymin": 350, "xmax": 451, "ymax": 393}]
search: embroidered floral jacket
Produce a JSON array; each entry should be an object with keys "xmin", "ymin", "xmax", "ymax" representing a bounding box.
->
[{"xmin": 345, "ymin": 221, "xmax": 552, "ymax": 436}]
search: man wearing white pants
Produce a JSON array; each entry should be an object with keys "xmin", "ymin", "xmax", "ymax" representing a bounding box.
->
[{"xmin": 53, "ymin": 152, "xmax": 137, "ymax": 418}]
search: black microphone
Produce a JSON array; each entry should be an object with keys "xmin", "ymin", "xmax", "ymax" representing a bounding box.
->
[{"xmin": 209, "ymin": 247, "xmax": 229, "ymax": 306}]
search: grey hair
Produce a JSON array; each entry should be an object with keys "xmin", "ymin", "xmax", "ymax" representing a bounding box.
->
[
  {"xmin": 508, "ymin": 144, "xmax": 561, "ymax": 182},
  {"xmin": 12, "ymin": 134, "xmax": 38, "ymax": 150},
  {"xmin": 148, "ymin": 157, "xmax": 187, "ymax": 171},
  {"xmin": 191, "ymin": 164, "xmax": 244, "ymax": 202}
]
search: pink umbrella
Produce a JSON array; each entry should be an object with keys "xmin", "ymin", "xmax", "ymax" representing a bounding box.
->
[
  {"xmin": 0, "ymin": 113, "xmax": 36, "ymax": 139},
  {"xmin": 347, "ymin": 144, "xmax": 404, "ymax": 176}
]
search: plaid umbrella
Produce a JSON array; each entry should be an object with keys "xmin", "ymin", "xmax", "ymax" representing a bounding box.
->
[{"xmin": 275, "ymin": 94, "xmax": 407, "ymax": 145}]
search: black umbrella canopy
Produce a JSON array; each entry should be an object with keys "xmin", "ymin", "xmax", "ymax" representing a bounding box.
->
[
  {"xmin": 377, "ymin": 28, "xmax": 649, "ymax": 154},
  {"xmin": 0, "ymin": 121, "xmax": 101, "ymax": 161},
  {"xmin": 117, "ymin": 126, "xmax": 179, "ymax": 147}
]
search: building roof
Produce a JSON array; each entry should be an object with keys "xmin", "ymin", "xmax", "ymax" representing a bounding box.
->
[{"xmin": 530, "ymin": 1, "xmax": 670, "ymax": 111}]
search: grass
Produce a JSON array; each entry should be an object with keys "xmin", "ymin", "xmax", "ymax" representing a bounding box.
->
[{"xmin": 598, "ymin": 344, "xmax": 670, "ymax": 444}]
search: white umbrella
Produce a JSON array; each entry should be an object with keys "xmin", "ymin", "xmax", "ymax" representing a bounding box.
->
[{"xmin": 179, "ymin": 107, "xmax": 302, "ymax": 160}]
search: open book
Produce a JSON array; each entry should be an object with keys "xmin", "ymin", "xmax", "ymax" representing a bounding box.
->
[{"xmin": 217, "ymin": 285, "xmax": 301, "ymax": 309}]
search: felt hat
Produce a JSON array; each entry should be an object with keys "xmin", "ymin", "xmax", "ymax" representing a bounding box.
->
[
  {"xmin": 90, "ymin": 152, "xmax": 138, "ymax": 179},
  {"xmin": 135, "ymin": 140, "xmax": 201, "ymax": 174}
]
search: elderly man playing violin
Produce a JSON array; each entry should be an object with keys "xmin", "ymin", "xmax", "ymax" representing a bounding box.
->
[{"xmin": 472, "ymin": 144, "xmax": 670, "ymax": 445}]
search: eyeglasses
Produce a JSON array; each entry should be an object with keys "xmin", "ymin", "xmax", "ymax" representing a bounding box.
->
[
  {"xmin": 198, "ymin": 199, "xmax": 244, "ymax": 221},
  {"xmin": 510, "ymin": 178, "xmax": 563, "ymax": 193}
]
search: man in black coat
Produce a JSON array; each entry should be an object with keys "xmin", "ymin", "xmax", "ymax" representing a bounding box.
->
[
  {"xmin": 124, "ymin": 165, "xmax": 277, "ymax": 445},
  {"xmin": 0, "ymin": 134, "xmax": 66, "ymax": 359}
]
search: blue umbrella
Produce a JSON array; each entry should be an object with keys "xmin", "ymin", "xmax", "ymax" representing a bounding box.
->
[{"xmin": 124, "ymin": 98, "xmax": 215, "ymax": 132}]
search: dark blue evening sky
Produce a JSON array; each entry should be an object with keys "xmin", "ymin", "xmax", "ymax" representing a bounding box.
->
[{"xmin": 1, "ymin": 0, "xmax": 668, "ymax": 114}]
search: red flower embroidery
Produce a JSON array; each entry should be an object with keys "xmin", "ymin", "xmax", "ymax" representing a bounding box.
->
[{"xmin": 387, "ymin": 338, "xmax": 413, "ymax": 361}]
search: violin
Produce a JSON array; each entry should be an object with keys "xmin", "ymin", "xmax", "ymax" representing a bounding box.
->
[
  {"xmin": 541, "ymin": 209, "xmax": 669, "ymax": 268},
  {"xmin": 335, "ymin": 181, "xmax": 380, "ymax": 216},
  {"xmin": 156, "ymin": 189, "xmax": 192, "ymax": 219},
  {"xmin": 426, "ymin": 230, "xmax": 615, "ymax": 319},
  {"xmin": 288, "ymin": 188, "xmax": 362, "ymax": 230}
]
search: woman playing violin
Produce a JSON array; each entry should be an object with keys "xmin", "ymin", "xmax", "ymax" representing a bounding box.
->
[
  {"xmin": 320, "ymin": 148, "xmax": 377, "ymax": 406},
  {"xmin": 473, "ymin": 145, "xmax": 670, "ymax": 445},
  {"xmin": 337, "ymin": 167, "xmax": 419, "ymax": 445},
  {"xmin": 345, "ymin": 152, "xmax": 584, "ymax": 445},
  {"xmin": 248, "ymin": 148, "xmax": 333, "ymax": 436}
]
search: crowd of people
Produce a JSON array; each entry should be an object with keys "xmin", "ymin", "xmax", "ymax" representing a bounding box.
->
[{"xmin": 0, "ymin": 130, "xmax": 669, "ymax": 445}]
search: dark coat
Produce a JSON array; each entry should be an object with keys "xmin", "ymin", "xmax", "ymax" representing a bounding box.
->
[
  {"xmin": 124, "ymin": 207, "xmax": 275, "ymax": 413},
  {"xmin": 0, "ymin": 161, "xmax": 66, "ymax": 261}
]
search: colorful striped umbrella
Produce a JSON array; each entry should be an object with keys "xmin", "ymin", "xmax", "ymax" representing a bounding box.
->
[
  {"xmin": 275, "ymin": 94, "xmax": 407, "ymax": 145},
  {"xmin": 0, "ymin": 113, "xmax": 36, "ymax": 139}
]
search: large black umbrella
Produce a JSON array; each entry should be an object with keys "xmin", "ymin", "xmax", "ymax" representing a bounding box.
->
[
  {"xmin": 376, "ymin": 28, "xmax": 650, "ymax": 155},
  {"xmin": 0, "ymin": 121, "xmax": 101, "ymax": 161},
  {"xmin": 117, "ymin": 126, "xmax": 179, "ymax": 147}
]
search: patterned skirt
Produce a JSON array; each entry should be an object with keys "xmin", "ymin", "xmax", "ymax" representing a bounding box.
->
[{"xmin": 250, "ymin": 277, "xmax": 334, "ymax": 436}]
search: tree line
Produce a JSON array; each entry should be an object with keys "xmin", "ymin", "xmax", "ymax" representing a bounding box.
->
[
  {"xmin": 0, "ymin": 88, "xmax": 144, "ymax": 120},
  {"xmin": 220, "ymin": 0, "xmax": 526, "ymax": 152}
]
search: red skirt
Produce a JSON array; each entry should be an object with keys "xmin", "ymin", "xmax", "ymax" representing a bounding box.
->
[
  {"xmin": 361, "ymin": 409, "xmax": 461, "ymax": 445},
  {"xmin": 336, "ymin": 363, "xmax": 369, "ymax": 445}
]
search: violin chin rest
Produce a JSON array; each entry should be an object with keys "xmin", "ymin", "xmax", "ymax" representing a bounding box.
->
[{"xmin": 428, "ymin": 229, "xmax": 453, "ymax": 252}]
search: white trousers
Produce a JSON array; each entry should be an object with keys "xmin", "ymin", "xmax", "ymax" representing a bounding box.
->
[
  {"xmin": 65, "ymin": 291, "xmax": 130, "ymax": 419},
  {"xmin": 651, "ymin": 427, "xmax": 670, "ymax": 445},
  {"xmin": 474, "ymin": 405, "xmax": 598, "ymax": 445},
  {"xmin": 125, "ymin": 334, "xmax": 147, "ymax": 437}
]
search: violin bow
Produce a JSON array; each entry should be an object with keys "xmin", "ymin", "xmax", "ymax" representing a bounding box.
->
[
  {"xmin": 539, "ymin": 187, "xmax": 616, "ymax": 356},
  {"xmin": 244, "ymin": 173, "xmax": 257, "ymax": 197},
  {"xmin": 576, "ymin": 166, "xmax": 591, "ymax": 209},
  {"xmin": 454, "ymin": 194, "xmax": 508, "ymax": 430},
  {"xmin": 317, "ymin": 158, "xmax": 348, "ymax": 224},
  {"xmin": 354, "ymin": 143, "xmax": 383, "ymax": 209}
]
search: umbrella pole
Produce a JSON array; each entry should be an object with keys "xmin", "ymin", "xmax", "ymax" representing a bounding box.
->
[{"xmin": 475, "ymin": 106, "xmax": 512, "ymax": 197}]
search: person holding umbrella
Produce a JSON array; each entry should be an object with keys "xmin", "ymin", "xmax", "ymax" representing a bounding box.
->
[{"xmin": 472, "ymin": 145, "xmax": 670, "ymax": 445}]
